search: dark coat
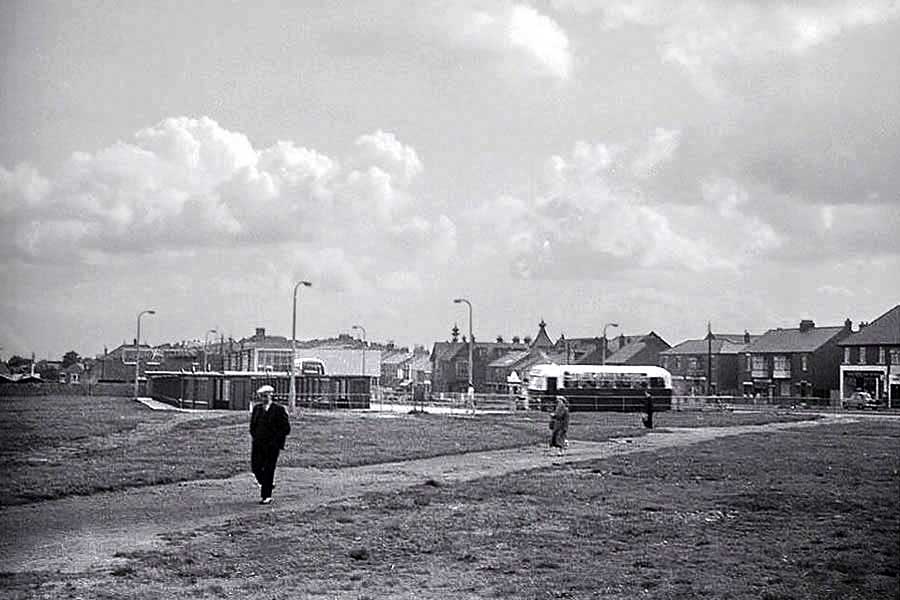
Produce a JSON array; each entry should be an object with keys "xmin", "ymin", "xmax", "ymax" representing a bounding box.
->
[
  {"xmin": 250, "ymin": 402, "xmax": 291, "ymax": 450},
  {"xmin": 551, "ymin": 402, "xmax": 570, "ymax": 434}
]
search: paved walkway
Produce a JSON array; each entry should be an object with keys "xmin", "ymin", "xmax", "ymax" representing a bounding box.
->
[{"xmin": 0, "ymin": 417, "xmax": 845, "ymax": 574}]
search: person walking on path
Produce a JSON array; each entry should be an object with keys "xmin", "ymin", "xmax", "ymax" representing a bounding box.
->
[
  {"xmin": 250, "ymin": 385, "xmax": 291, "ymax": 505},
  {"xmin": 549, "ymin": 395, "xmax": 570, "ymax": 455},
  {"xmin": 641, "ymin": 390, "xmax": 654, "ymax": 429}
]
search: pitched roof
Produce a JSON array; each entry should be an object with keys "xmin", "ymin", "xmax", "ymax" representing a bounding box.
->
[
  {"xmin": 381, "ymin": 350, "xmax": 412, "ymax": 365},
  {"xmin": 746, "ymin": 326, "xmax": 847, "ymax": 353},
  {"xmin": 430, "ymin": 342, "xmax": 465, "ymax": 362},
  {"xmin": 662, "ymin": 334, "xmax": 758, "ymax": 355},
  {"xmin": 605, "ymin": 339, "xmax": 650, "ymax": 364},
  {"xmin": 719, "ymin": 339, "xmax": 759, "ymax": 354},
  {"xmin": 530, "ymin": 320, "xmax": 554, "ymax": 349},
  {"xmin": 488, "ymin": 350, "xmax": 531, "ymax": 368},
  {"xmin": 838, "ymin": 305, "xmax": 900, "ymax": 346}
]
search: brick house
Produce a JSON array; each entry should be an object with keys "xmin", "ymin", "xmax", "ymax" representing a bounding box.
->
[
  {"xmin": 380, "ymin": 349, "xmax": 413, "ymax": 388},
  {"xmin": 660, "ymin": 332, "xmax": 757, "ymax": 396},
  {"xmin": 743, "ymin": 319, "xmax": 852, "ymax": 400},
  {"xmin": 431, "ymin": 337, "xmax": 530, "ymax": 393},
  {"xmin": 838, "ymin": 304, "xmax": 900, "ymax": 405},
  {"xmin": 575, "ymin": 332, "xmax": 671, "ymax": 366},
  {"xmin": 90, "ymin": 343, "xmax": 163, "ymax": 383}
]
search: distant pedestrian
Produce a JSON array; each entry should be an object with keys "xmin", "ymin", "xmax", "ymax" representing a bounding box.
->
[
  {"xmin": 641, "ymin": 390, "xmax": 654, "ymax": 429},
  {"xmin": 549, "ymin": 396, "xmax": 570, "ymax": 455},
  {"xmin": 250, "ymin": 385, "xmax": 291, "ymax": 505}
]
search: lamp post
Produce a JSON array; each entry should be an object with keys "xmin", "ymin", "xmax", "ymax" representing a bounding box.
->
[
  {"xmin": 454, "ymin": 298, "xmax": 474, "ymax": 393},
  {"xmin": 289, "ymin": 280, "xmax": 312, "ymax": 412},
  {"xmin": 706, "ymin": 322, "xmax": 715, "ymax": 396},
  {"xmin": 351, "ymin": 325, "xmax": 367, "ymax": 377},
  {"xmin": 134, "ymin": 309, "xmax": 156, "ymax": 398},
  {"xmin": 601, "ymin": 322, "xmax": 618, "ymax": 366},
  {"xmin": 204, "ymin": 329, "xmax": 217, "ymax": 371}
]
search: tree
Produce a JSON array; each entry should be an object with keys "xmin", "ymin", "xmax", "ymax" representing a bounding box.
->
[
  {"xmin": 7, "ymin": 355, "xmax": 31, "ymax": 373},
  {"xmin": 62, "ymin": 351, "xmax": 81, "ymax": 368}
]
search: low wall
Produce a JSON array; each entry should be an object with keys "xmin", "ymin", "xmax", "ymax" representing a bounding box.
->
[{"xmin": 0, "ymin": 382, "xmax": 134, "ymax": 397}]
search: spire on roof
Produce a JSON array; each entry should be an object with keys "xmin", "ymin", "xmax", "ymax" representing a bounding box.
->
[{"xmin": 531, "ymin": 319, "xmax": 554, "ymax": 349}]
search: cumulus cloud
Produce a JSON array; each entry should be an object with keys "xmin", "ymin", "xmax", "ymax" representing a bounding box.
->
[
  {"xmin": 466, "ymin": 130, "xmax": 785, "ymax": 280},
  {"xmin": 456, "ymin": 3, "xmax": 572, "ymax": 79},
  {"xmin": 0, "ymin": 117, "xmax": 456, "ymax": 295}
]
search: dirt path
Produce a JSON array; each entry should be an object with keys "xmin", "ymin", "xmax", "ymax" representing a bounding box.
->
[{"xmin": 0, "ymin": 417, "xmax": 844, "ymax": 574}]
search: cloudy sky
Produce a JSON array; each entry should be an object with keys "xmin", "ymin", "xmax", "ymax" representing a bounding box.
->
[{"xmin": 2, "ymin": 0, "xmax": 899, "ymax": 359}]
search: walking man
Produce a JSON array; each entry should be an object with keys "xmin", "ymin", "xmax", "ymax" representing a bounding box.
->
[{"xmin": 250, "ymin": 385, "xmax": 291, "ymax": 505}]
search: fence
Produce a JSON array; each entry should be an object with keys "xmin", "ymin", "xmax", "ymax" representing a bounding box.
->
[
  {"xmin": 374, "ymin": 390, "xmax": 520, "ymax": 413},
  {"xmin": 671, "ymin": 394, "xmax": 841, "ymax": 412},
  {"xmin": 0, "ymin": 382, "xmax": 135, "ymax": 397},
  {"xmin": 374, "ymin": 391, "xmax": 851, "ymax": 414}
]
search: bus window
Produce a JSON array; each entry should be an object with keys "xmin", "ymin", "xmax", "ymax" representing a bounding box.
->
[{"xmin": 649, "ymin": 377, "xmax": 664, "ymax": 388}]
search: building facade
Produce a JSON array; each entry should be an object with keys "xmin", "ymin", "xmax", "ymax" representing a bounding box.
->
[
  {"xmin": 743, "ymin": 319, "xmax": 852, "ymax": 400},
  {"xmin": 660, "ymin": 332, "xmax": 756, "ymax": 396},
  {"xmin": 837, "ymin": 305, "xmax": 900, "ymax": 405}
]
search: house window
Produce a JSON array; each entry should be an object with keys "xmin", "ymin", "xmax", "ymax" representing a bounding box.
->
[
  {"xmin": 752, "ymin": 356, "xmax": 765, "ymax": 372},
  {"xmin": 878, "ymin": 347, "xmax": 886, "ymax": 364},
  {"xmin": 674, "ymin": 357, "xmax": 681, "ymax": 370},
  {"xmin": 890, "ymin": 349, "xmax": 900, "ymax": 365},
  {"xmin": 746, "ymin": 354, "xmax": 752, "ymax": 371},
  {"xmin": 661, "ymin": 356, "xmax": 668, "ymax": 369},
  {"xmin": 801, "ymin": 355, "xmax": 808, "ymax": 372},
  {"xmin": 858, "ymin": 347, "xmax": 867, "ymax": 365},
  {"xmin": 71, "ymin": 373, "xmax": 79, "ymax": 384},
  {"xmin": 780, "ymin": 382, "xmax": 791, "ymax": 397},
  {"xmin": 456, "ymin": 362, "xmax": 468, "ymax": 378},
  {"xmin": 689, "ymin": 357, "xmax": 699, "ymax": 370},
  {"xmin": 844, "ymin": 347, "xmax": 850, "ymax": 364},
  {"xmin": 773, "ymin": 355, "xmax": 789, "ymax": 371}
]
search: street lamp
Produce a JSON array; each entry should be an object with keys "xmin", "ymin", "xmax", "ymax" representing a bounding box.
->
[
  {"xmin": 204, "ymin": 329, "xmax": 218, "ymax": 371},
  {"xmin": 351, "ymin": 325, "xmax": 367, "ymax": 377},
  {"xmin": 289, "ymin": 280, "xmax": 312, "ymax": 412},
  {"xmin": 601, "ymin": 322, "xmax": 619, "ymax": 366},
  {"xmin": 134, "ymin": 309, "xmax": 156, "ymax": 398},
  {"xmin": 453, "ymin": 298, "xmax": 474, "ymax": 393}
]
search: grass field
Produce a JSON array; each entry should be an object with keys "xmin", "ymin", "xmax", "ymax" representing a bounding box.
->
[
  {"xmin": 0, "ymin": 395, "xmax": 813, "ymax": 506},
  {"xmin": 0, "ymin": 398, "xmax": 895, "ymax": 599}
]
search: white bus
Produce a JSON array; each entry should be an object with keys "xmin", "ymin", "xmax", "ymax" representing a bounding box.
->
[{"xmin": 526, "ymin": 364, "xmax": 673, "ymax": 412}]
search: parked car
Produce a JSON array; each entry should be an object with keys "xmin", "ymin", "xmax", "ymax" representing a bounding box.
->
[{"xmin": 843, "ymin": 391, "xmax": 878, "ymax": 410}]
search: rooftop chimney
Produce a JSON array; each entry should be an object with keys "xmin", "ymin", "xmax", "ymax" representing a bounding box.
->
[
  {"xmin": 844, "ymin": 318, "xmax": 852, "ymax": 332},
  {"xmin": 744, "ymin": 330, "xmax": 751, "ymax": 344},
  {"xmin": 255, "ymin": 327, "xmax": 266, "ymax": 338},
  {"xmin": 799, "ymin": 320, "xmax": 815, "ymax": 332}
]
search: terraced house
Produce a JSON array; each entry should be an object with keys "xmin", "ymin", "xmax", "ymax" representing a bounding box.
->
[{"xmin": 743, "ymin": 319, "xmax": 852, "ymax": 400}]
